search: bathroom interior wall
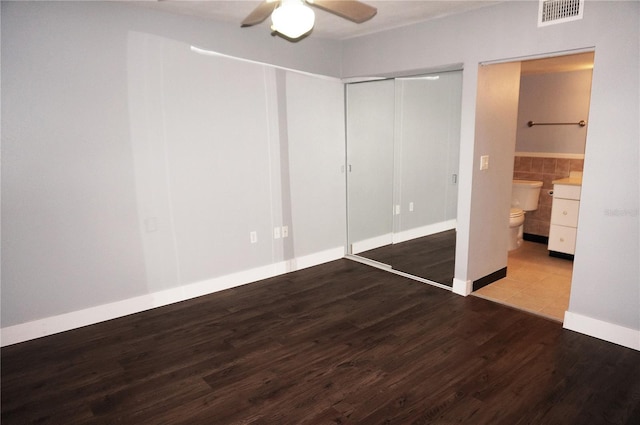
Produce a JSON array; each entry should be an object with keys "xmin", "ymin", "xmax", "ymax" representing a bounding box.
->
[
  {"xmin": 512, "ymin": 68, "xmax": 592, "ymax": 237},
  {"xmin": 513, "ymin": 156, "xmax": 584, "ymax": 237},
  {"xmin": 468, "ymin": 61, "xmax": 522, "ymax": 282},
  {"xmin": 1, "ymin": 1, "xmax": 345, "ymax": 331},
  {"xmin": 515, "ymin": 69, "xmax": 593, "ymax": 155}
]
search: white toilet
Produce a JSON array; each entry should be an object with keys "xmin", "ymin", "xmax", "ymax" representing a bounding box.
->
[{"xmin": 509, "ymin": 180, "xmax": 543, "ymax": 251}]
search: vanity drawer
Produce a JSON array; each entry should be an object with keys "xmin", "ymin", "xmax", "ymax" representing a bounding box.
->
[
  {"xmin": 549, "ymin": 224, "xmax": 577, "ymax": 254},
  {"xmin": 554, "ymin": 184, "xmax": 581, "ymax": 200},
  {"xmin": 551, "ymin": 198, "xmax": 580, "ymax": 227}
]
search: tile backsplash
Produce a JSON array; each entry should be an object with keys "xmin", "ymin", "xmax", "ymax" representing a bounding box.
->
[{"xmin": 513, "ymin": 155, "xmax": 584, "ymax": 237}]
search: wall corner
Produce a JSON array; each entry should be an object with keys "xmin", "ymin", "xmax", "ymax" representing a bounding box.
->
[{"xmin": 452, "ymin": 278, "xmax": 472, "ymax": 296}]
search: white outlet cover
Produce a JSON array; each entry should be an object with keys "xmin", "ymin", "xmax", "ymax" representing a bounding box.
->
[{"xmin": 480, "ymin": 155, "xmax": 489, "ymax": 170}]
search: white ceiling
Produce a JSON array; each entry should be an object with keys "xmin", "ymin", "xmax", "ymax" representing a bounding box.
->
[
  {"xmin": 520, "ymin": 52, "xmax": 594, "ymax": 75},
  {"xmin": 135, "ymin": 0, "xmax": 503, "ymax": 40}
]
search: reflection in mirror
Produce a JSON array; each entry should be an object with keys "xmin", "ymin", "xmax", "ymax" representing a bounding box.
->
[{"xmin": 346, "ymin": 71, "xmax": 462, "ymax": 286}]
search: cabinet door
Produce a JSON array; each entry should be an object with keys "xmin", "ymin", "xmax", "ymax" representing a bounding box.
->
[
  {"xmin": 551, "ymin": 199, "xmax": 580, "ymax": 227},
  {"xmin": 549, "ymin": 224, "xmax": 577, "ymax": 254},
  {"xmin": 554, "ymin": 184, "xmax": 581, "ymax": 200}
]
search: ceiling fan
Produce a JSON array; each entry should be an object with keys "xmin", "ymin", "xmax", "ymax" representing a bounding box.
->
[{"xmin": 241, "ymin": 0, "xmax": 377, "ymax": 40}]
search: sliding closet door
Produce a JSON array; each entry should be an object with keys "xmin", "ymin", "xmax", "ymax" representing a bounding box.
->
[
  {"xmin": 394, "ymin": 71, "xmax": 462, "ymax": 240},
  {"xmin": 346, "ymin": 80, "xmax": 395, "ymax": 254}
]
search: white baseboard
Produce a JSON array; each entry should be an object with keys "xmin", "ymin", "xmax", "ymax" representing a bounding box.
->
[
  {"xmin": 392, "ymin": 220, "xmax": 456, "ymax": 244},
  {"xmin": 452, "ymin": 278, "xmax": 472, "ymax": 296},
  {"xmin": 563, "ymin": 311, "xmax": 640, "ymax": 351},
  {"xmin": 351, "ymin": 233, "xmax": 393, "ymax": 254},
  {"xmin": 1, "ymin": 247, "xmax": 345, "ymax": 347}
]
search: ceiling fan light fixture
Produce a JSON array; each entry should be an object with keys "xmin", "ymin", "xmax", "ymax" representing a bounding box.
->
[{"xmin": 271, "ymin": 0, "xmax": 315, "ymax": 39}]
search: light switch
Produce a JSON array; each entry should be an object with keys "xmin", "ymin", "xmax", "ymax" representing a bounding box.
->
[{"xmin": 480, "ymin": 155, "xmax": 490, "ymax": 170}]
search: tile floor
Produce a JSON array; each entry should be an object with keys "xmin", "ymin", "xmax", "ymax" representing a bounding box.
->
[{"xmin": 472, "ymin": 241, "xmax": 573, "ymax": 322}]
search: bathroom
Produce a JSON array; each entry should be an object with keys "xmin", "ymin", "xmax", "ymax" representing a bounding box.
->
[{"xmin": 473, "ymin": 52, "xmax": 594, "ymax": 321}]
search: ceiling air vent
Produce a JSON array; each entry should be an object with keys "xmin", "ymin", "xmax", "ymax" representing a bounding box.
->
[{"xmin": 538, "ymin": 0, "xmax": 584, "ymax": 27}]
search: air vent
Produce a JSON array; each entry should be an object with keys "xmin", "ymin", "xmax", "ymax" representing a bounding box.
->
[{"xmin": 538, "ymin": 0, "xmax": 584, "ymax": 27}]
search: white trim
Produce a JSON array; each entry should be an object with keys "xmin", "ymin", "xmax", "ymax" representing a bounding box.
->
[
  {"xmin": 563, "ymin": 311, "xmax": 640, "ymax": 351},
  {"xmin": 344, "ymin": 254, "xmax": 393, "ymax": 270},
  {"xmin": 393, "ymin": 220, "xmax": 456, "ymax": 244},
  {"xmin": 515, "ymin": 152, "xmax": 585, "ymax": 159},
  {"xmin": 344, "ymin": 255, "xmax": 451, "ymax": 291},
  {"xmin": 452, "ymin": 278, "xmax": 473, "ymax": 296},
  {"xmin": 351, "ymin": 233, "xmax": 393, "ymax": 254},
  {"xmin": 190, "ymin": 45, "xmax": 341, "ymax": 82},
  {"xmin": 479, "ymin": 47, "xmax": 595, "ymax": 67},
  {"xmin": 0, "ymin": 247, "xmax": 344, "ymax": 347},
  {"xmin": 291, "ymin": 247, "xmax": 345, "ymax": 271}
]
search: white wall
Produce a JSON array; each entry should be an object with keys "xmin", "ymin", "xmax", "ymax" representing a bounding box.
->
[
  {"xmin": 1, "ymin": 1, "xmax": 346, "ymax": 342},
  {"xmin": 342, "ymin": 0, "xmax": 639, "ymax": 344}
]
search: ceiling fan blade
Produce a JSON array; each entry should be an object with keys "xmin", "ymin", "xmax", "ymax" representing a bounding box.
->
[
  {"xmin": 308, "ymin": 0, "xmax": 377, "ymax": 23},
  {"xmin": 241, "ymin": 1, "xmax": 280, "ymax": 27}
]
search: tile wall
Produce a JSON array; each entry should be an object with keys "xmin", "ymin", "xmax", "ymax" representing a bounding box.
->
[{"xmin": 513, "ymin": 155, "xmax": 584, "ymax": 237}]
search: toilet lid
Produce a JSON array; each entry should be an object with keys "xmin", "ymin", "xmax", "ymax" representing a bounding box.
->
[{"xmin": 510, "ymin": 208, "xmax": 524, "ymax": 218}]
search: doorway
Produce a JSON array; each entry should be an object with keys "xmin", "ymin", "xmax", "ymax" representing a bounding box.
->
[{"xmin": 472, "ymin": 51, "xmax": 594, "ymax": 322}]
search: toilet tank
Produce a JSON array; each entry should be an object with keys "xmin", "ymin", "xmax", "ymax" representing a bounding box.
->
[{"xmin": 512, "ymin": 180, "xmax": 543, "ymax": 211}]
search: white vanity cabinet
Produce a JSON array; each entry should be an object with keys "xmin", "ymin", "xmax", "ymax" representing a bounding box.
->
[{"xmin": 549, "ymin": 181, "xmax": 581, "ymax": 256}]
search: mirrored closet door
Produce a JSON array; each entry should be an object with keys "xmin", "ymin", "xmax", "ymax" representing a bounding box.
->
[{"xmin": 346, "ymin": 71, "xmax": 462, "ymax": 286}]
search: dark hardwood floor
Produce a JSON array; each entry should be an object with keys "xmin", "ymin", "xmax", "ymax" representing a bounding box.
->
[
  {"xmin": 358, "ymin": 229, "xmax": 456, "ymax": 285},
  {"xmin": 2, "ymin": 259, "xmax": 639, "ymax": 424}
]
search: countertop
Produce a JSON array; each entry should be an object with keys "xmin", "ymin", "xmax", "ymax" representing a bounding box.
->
[{"xmin": 552, "ymin": 177, "xmax": 582, "ymax": 186}]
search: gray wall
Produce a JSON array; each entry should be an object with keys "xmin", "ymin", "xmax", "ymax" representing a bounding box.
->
[
  {"xmin": 516, "ymin": 69, "xmax": 592, "ymax": 154},
  {"xmin": 2, "ymin": 1, "xmax": 638, "ymax": 340},
  {"xmin": 341, "ymin": 0, "xmax": 639, "ymax": 331},
  {"xmin": 1, "ymin": 1, "xmax": 345, "ymax": 327}
]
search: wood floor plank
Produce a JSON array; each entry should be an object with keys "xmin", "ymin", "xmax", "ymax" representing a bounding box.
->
[
  {"xmin": 358, "ymin": 229, "xmax": 456, "ymax": 285},
  {"xmin": 2, "ymin": 259, "xmax": 639, "ymax": 424}
]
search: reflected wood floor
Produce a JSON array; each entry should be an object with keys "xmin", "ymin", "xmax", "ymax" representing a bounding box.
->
[
  {"xmin": 359, "ymin": 229, "xmax": 456, "ymax": 285},
  {"xmin": 2, "ymin": 259, "xmax": 639, "ymax": 424}
]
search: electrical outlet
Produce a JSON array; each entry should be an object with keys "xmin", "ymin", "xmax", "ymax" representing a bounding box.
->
[
  {"xmin": 409, "ymin": 202, "xmax": 414, "ymax": 212},
  {"xmin": 250, "ymin": 231, "xmax": 257, "ymax": 244},
  {"xmin": 274, "ymin": 227, "xmax": 281, "ymax": 239},
  {"xmin": 282, "ymin": 226, "xmax": 289, "ymax": 238},
  {"xmin": 395, "ymin": 205, "xmax": 401, "ymax": 215}
]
